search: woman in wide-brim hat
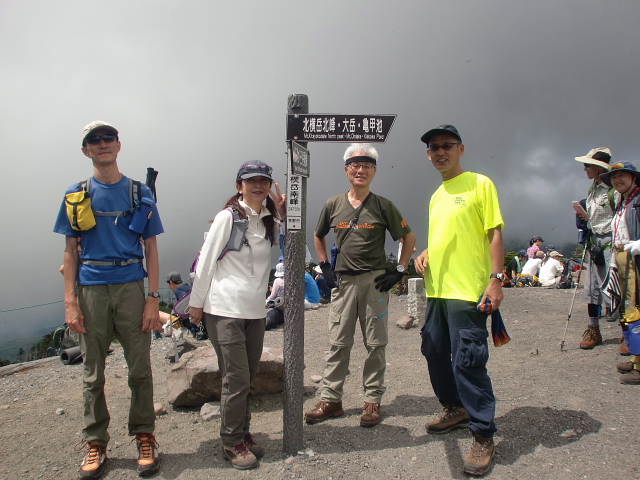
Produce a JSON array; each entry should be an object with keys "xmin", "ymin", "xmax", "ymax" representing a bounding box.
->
[
  {"xmin": 189, "ymin": 160, "xmax": 286, "ymax": 468},
  {"xmin": 601, "ymin": 161, "xmax": 640, "ymax": 384}
]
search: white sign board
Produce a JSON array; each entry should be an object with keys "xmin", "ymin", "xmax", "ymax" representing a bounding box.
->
[{"xmin": 287, "ymin": 175, "xmax": 302, "ymax": 230}]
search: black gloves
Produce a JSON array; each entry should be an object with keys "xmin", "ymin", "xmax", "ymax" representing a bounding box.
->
[
  {"xmin": 320, "ymin": 261, "xmax": 337, "ymax": 289},
  {"xmin": 375, "ymin": 270, "xmax": 405, "ymax": 292}
]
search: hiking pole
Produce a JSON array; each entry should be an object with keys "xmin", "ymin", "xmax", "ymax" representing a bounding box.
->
[
  {"xmin": 145, "ymin": 167, "xmax": 158, "ymax": 202},
  {"xmin": 560, "ymin": 243, "xmax": 589, "ymax": 351}
]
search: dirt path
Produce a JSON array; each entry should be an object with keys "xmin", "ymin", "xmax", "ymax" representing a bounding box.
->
[{"xmin": 0, "ymin": 288, "xmax": 637, "ymax": 479}]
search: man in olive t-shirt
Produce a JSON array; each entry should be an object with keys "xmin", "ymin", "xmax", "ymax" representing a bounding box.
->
[{"xmin": 304, "ymin": 143, "xmax": 416, "ymax": 428}]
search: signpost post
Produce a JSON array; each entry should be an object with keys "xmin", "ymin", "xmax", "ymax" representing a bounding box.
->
[
  {"xmin": 282, "ymin": 95, "xmax": 395, "ymax": 454},
  {"xmin": 282, "ymin": 95, "xmax": 309, "ymax": 454}
]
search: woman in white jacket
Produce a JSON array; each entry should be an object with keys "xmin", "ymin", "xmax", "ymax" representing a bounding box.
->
[{"xmin": 189, "ymin": 160, "xmax": 285, "ymax": 470}]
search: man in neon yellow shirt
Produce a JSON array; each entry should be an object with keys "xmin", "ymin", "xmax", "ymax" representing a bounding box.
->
[{"xmin": 416, "ymin": 125, "xmax": 504, "ymax": 476}]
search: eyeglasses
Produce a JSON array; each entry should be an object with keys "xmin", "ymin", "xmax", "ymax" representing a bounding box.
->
[
  {"xmin": 85, "ymin": 134, "xmax": 118, "ymax": 145},
  {"xmin": 427, "ymin": 142, "xmax": 461, "ymax": 152},
  {"xmin": 237, "ymin": 164, "xmax": 273, "ymax": 178},
  {"xmin": 348, "ymin": 163, "xmax": 375, "ymax": 171}
]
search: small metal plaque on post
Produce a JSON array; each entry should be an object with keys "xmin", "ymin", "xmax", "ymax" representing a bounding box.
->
[
  {"xmin": 290, "ymin": 141, "xmax": 310, "ymax": 177},
  {"xmin": 286, "ymin": 114, "xmax": 396, "ymax": 143}
]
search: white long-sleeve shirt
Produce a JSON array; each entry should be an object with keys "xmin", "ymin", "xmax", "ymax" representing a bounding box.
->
[
  {"xmin": 189, "ymin": 201, "xmax": 272, "ymax": 319},
  {"xmin": 539, "ymin": 258, "xmax": 564, "ymax": 287}
]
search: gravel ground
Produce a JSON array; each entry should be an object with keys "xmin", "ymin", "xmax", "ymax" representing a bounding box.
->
[{"xmin": 0, "ymin": 288, "xmax": 638, "ymax": 480}]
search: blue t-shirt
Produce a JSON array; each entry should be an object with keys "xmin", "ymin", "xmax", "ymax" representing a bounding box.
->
[
  {"xmin": 174, "ymin": 283, "xmax": 190, "ymax": 302},
  {"xmin": 53, "ymin": 176, "xmax": 164, "ymax": 286},
  {"xmin": 304, "ymin": 272, "xmax": 320, "ymax": 304}
]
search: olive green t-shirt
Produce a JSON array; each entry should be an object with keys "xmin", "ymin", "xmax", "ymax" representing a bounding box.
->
[{"xmin": 315, "ymin": 192, "xmax": 411, "ymax": 272}]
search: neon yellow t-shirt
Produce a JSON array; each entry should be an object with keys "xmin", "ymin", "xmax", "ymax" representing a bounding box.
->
[{"xmin": 425, "ymin": 172, "xmax": 504, "ymax": 302}]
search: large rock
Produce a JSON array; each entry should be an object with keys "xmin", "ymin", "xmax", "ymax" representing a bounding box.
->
[
  {"xmin": 165, "ymin": 337, "xmax": 199, "ymax": 363},
  {"xmin": 167, "ymin": 345, "xmax": 284, "ymax": 407}
]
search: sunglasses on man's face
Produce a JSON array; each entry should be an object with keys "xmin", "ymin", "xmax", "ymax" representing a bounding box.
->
[
  {"xmin": 427, "ymin": 142, "xmax": 461, "ymax": 152},
  {"xmin": 86, "ymin": 134, "xmax": 117, "ymax": 145}
]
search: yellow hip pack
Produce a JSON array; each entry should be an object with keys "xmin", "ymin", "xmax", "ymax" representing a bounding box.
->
[
  {"xmin": 64, "ymin": 177, "xmax": 143, "ymax": 232},
  {"xmin": 65, "ymin": 189, "xmax": 96, "ymax": 231}
]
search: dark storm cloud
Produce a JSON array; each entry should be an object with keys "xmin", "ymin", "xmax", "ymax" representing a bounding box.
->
[{"xmin": 1, "ymin": 0, "xmax": 639, "ymax": 341}]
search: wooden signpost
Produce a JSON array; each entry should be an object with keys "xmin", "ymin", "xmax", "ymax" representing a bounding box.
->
[{"xmin": 282, "ymin": 94, "xmax": 395, "ymax": 453}]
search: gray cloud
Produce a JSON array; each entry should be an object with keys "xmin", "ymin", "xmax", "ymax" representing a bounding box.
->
[{"xmin": 1, "ymin": 0, "xmax": 639, "ymax": 348}]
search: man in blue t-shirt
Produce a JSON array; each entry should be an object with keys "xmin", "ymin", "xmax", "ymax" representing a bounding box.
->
[
  {"xmin": 53, "ymin": 121, "xmax": 164, "ymax": 478},
  {"xmin": 167, "ymin": 271, "xmax": 190, "ymax": 301}
]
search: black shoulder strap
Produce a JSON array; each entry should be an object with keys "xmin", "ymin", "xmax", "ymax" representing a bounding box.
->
[{"xmin": 339, "ymin": 192, "xmax": 373, "ymax": 249}]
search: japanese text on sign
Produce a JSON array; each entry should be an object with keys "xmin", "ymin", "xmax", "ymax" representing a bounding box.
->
[
  {"xmin": 287, "ymin": 175, "xmax": 302, "ymax": 230},
  {"xmin": 286, "ymin": 114, "xmax": 396, "ymax": 143},
  {"xmin": 290, "ymin": 141, "xmax": 310, "ymax": 177}
]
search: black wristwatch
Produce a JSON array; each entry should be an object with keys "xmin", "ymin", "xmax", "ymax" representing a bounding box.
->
[
  {"xmin": 148, "ymin": 292, "xmax": 160, "ymax": 299},
  {"xmin": 489, "ymin": 273, "xmax": 506, "ymax": 282}
]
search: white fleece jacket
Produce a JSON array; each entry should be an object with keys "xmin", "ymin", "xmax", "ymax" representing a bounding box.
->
[{"xmin": 189, "ymin": 201, "xmax": 272, "ymax": 319}]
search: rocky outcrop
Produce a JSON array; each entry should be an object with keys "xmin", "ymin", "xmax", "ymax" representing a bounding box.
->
[{"xmin": 166, "ymin": 345, "xmax": 284, "ymax": 407}]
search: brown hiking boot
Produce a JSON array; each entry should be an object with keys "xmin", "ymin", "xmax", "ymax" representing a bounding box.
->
[
  {"xmin": 78, "ymin": 442, "xmax": 107, "ymax": 479},
  {"xmin": 426, "ymin": 404, "xmax": 470, "ymax": 434},
  {"xmin": 463, "ymin": 431, "xmax": 495, "ymax": 476},
  {"xmin": 617, "ymin": 360, "xmax": 635, "ymax": 373},
  {"xmin": 360, "ymin": 402, "xmax": 381, "ymax": 427},
  {"xmin": 620, "ymin": 336, "xmax": 631, "ymax": 356},
  {"xmin": 243, "ymin": 433, "xmax": 264, "ymax": 458},
  {"xmin": 579, "ymin": 326, "xmax": 603, "ymax": 349},
  {"xmin": 304, "ymin": 401, "xmax": 344, "ymax": 424},
  {"xmin": 223, "ymin": 442, "xmax": 258, "ymax": 470},
  {"xmin": 135, "ymin": 433, "xmax": 160, "ymax": 477},
  {"xmin": 620, "ymin": 369, "xmax": 640, "ymax": 385}
]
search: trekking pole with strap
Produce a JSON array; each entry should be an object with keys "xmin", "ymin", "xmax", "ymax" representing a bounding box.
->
[{"xmin": 560, "ymin": 241, "xmax": 589, "ymax": 351}]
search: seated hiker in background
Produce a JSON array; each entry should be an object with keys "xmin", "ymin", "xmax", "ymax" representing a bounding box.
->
[
  {"xmin": 539, "ymin": 251, "xmax": 564, "ymax": 287},
  {"xmin": 304, "ymin": 265, "xmax": 321, "ymax": 310},
  {"xmin": 265, "ymin": 262, "xmax": 285, "ymax": 330},
  {"xmin": 164, "ymin": 271, "xmax": 199, "ymax": 337},
  {"xmin": 266, "ymin": 263, "xmax": 285, "ymax": 304},
  {"xmin": 505, "ymin": 250, "xmax": 527, "ymax": 286},
  {"xmin": 527, "ymin": 235, "xmax": 544, "ymax": 259},
  {"xmin": 521, "ymin": 250, "xmax": 545, "ymax": 277},
  {"xmin": 313, "ymin": 265, "xmax": 331, "ymax": 304},
  {"xmin": 517, "ymin": 250, "xmax": 546, "ymax": 286}
]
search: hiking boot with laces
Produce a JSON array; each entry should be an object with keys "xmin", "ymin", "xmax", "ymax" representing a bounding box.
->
[
  {"xmin": 304, "ymin": 400, "xmax": 344, "ymax": 424},
  {"xmin": 617, "ymin": 360, "xmax": 635, "ymax": 373},
  {"xmin": 78, "ymin": 442, "xmax": 107, "ymax": 479},
  {"xmin": 426, "ymin": 404, "xmax": 470, "ymax": 434},
  {"xmin": 620, "ymin": 336, "xmax": 631, "ymax": 356},
  {"xmin": 620, "ymin": 369, "xmax": 640, "ymax": 385},
  {"xmin": 464, "ymin": 431, "xmax": 495, "ymax": 476},
  {"xmin": 243, "ymin": 433, "xmax": 264, "ymax": 458},
  {"xmin": 360, "ymin": 402, "xmax": 381, "ymax": 427},
  {"xmin": 579, "ymin": 326, "xmax": 603, "ymax": 349},
  {"xmin": 135, "ymin": 433, "xmax": 160, "ymax": 477},
  {"xmin": 223, "ymin": 442, "xmax": 259, "ymax": 470}
]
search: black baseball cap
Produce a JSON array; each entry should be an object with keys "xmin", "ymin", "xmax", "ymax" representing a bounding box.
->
[
  {"xmin": 236, "ymin": 160, "xmax": 273, "ymax": 181},
  {"xmin": 420, "ymin": 124, "xmax": 462, "ymax": 145}
]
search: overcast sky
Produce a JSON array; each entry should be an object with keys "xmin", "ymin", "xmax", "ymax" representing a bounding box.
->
[{"xmin": 1, "ymin": 0, "xmax": 639, "ymax": 343}]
